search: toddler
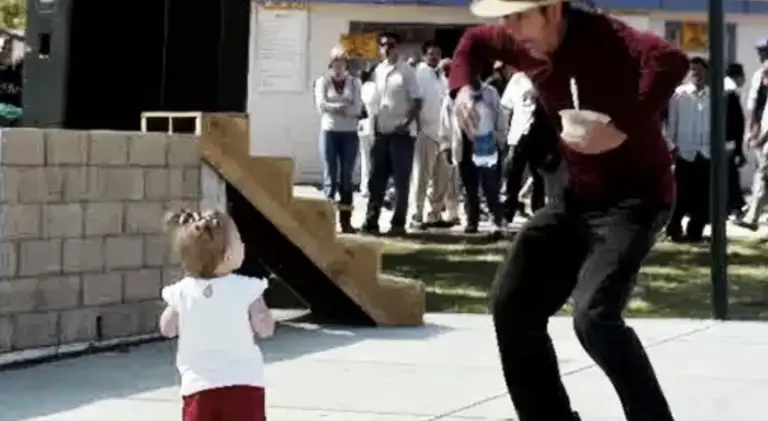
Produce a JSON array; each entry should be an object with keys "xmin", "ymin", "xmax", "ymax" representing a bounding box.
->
[{"xmin": 159, "ymin": 209, "xmax": 275, "ymax": 421}]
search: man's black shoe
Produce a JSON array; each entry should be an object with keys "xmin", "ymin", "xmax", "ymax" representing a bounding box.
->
[
  {"xmin": 360, "ymin": 223, "xmax": 380, "ymax": 236},
  {"xmin": 388, "ymin": 225, "xmax": 407, "ymax": 237}
]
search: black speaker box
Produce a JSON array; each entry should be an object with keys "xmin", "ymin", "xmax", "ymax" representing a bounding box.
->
[{"xmin": 23, "ymin": 0, "xmax": 251, "ymax": 130}]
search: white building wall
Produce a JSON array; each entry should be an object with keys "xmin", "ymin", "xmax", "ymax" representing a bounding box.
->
[
  {"xmin": 247, "ymin": 3, "xmax": 481, "ymax": 182},
  {"xmin": 247, "ymin": 2, "xmax": 768, "ymax": 183}
]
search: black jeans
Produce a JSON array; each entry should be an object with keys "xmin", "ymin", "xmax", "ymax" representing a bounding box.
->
[
  {"xmin": 727, "ymin": 150, "xmax": 745, "ymax": 216},
  {"xmin": 667, "ymin": 155, "xmax": 710, "ymax": 241},
  {"xmin": 459, "ymin": 137, "xmax": 503, "ymax": 227},
  {"xmin": 490, "ymin": 197, "xmax": 673, "ymax": 421},
  {"xmin": 503, "ymin": 144, "xmax": 545, "ymax": 219},
  {"xmin": 365, "ymin": 131, "xmax": 415, "ymax": 228}
]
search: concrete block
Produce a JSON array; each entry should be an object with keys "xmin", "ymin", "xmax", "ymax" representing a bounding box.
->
[
  {"xmin": 97, "ymin": 304, "xmax": 141, "ymax": 339},
  {"xmin": 59, "ymin": 307, "xmax": 97, "ymax": 343},
  {"xmin": 144, "ymin": 168, "xmax": 170, "ymax": 200},
  {"xmin": 143, "ymin": 234, "xmax": 171, "ymax": 267},
  {"xmin": 0, "ymin": 278, "xmax": 39, "ymax": 313},
  {"xmin": 123, "ymin": 268, "xmax": 162, "ymax": 301},
  {"xmin": 83, "ymin": 273, "xmax": 123, "ymax": 306},
  {"xmin": 42, "ymin": 204, "xmax": 84, "ymax": 238},
  {"xmin": 129, "ymin": 132, "xmax": 168, "ymax": 166},
  {"xmin": 92, "ymin": 168, "xmax": 145, "ymax": 201},
  {"xmin": 201, "ymin": 163, "xmax": 227, "ymax": 209},
  {"xmin": 88, "ymin": 131, "xmax": 129, "ymax": 165},
  {"xmin": 0, "ymin": 316, "xmax": 10, "ymax": 352},
  {"xmin": 167, "ymin": 134, "xmax": 200, "ymax": 166},
  {"xmin": 45, "ymin": 130, "xmax": 88, "ymax": 164},
  {"xmin": 165, "ymin": 201, "xmax": 199, "ymax": 214},
  {"xmin": 12, "ymin": 312, "xmax": 59, "ymax": 349},
  {"xmin": 1, "ymin": 204, "xmax": 41, "ymax": 240},
  {"xmin": 19, "ymin": 239, "xmax": 62, "ymax": 276},
  {"xmin": 61, "ymin": 167, "xmax": 89, "ymax": 202},
  {"xmin": 137, "ymin": 300, "xmax": 163, "ymax": 334},
  {"xmin": 162, "ymin": 266, "xmax": 184, "ymax": 286},
  {"xmin": 37, "ymin": 275, "xmax": 81, "ymax": 311},
  {"xmin": 169, "ymin": 167, "xmax": 201, "ymax": 199},
  {"xmin": 1, "ymin": 129, "xmax": 45, "ymax": 165},
  {"xmin": 4, "ymin": 167, "xmax": 65, "ymax": 204},
  {"xmin": 84, "ymin": 202, "xmax": 123, "ymax": 236},
  {"xmin": 125, "ymin": 202, "xmax": 163, "ymax": 234},
  {"xmin": 109, "ymin": 168, "xmax": 146, "ymax": 201},
  {"xmin": 1, "ymin": 242, "xmax": 18, "ymax": 278},
  {"xmin": 62, "ymin": 238, "xmax": 104, "ymax": 273},
  {"xmin": 104, "ymin": 236, "xmax": 144, "ymax": 269}
]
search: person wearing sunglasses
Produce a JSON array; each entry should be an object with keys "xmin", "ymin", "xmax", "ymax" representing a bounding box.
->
[{"xmin": 361, "ymin": 32, "xmax": 423, "ymax": 236}]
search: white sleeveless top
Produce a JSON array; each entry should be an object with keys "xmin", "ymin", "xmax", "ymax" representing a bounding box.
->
[{"xmin": 162, "ymin": 274, "xmax": 268, "ymax": 396}]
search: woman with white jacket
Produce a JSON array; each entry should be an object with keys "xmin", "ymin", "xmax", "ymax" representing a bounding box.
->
[{"xmin": 314, "ymin": 50, "xmax": 363, "ymax": 232}]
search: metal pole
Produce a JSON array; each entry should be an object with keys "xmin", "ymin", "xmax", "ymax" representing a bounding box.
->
[{"xmin": 708, "ymin": 0, "xmax": 729, "ymax": 320}]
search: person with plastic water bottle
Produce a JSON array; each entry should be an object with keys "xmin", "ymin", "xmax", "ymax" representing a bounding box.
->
[{"xmin": 439, "ymin": 80, "xmax": 507, "ymax": 238}]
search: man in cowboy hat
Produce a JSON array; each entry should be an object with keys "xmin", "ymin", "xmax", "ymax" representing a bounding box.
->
[{"xmin": 448, "ymin": 1, "xmax": 689, "ymax": 420}]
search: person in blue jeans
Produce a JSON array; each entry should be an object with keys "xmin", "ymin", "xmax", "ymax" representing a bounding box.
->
[
  {"xmin": 440, "ymin": 82, "xmax": 507, "ymax": 238},
  {"xmin": 314, "ymin": 49, "xmax": 363, "ymax": 233}
]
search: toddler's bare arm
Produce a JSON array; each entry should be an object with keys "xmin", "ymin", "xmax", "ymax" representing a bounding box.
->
[
  {"xmin": 249, "ymin": 298, "xmax": 275, "ymax": 339},
  {"xmin": 159, "ymin": 306, "xmax": 179, "ymax": 338}
]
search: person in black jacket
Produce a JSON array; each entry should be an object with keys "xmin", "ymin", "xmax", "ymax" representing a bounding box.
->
[
  {"xmin": 502, "ymin": 99, "xmax": 561, "ymax": 220},
  {"xmin": 725, "ymin": 63, "xmax": 747, "ymax": 218}
]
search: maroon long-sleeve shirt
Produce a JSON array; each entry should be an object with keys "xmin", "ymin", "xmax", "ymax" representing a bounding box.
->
[{"xmin": 449, "ymin": 9, "xmax": 689, "ymax": 207}]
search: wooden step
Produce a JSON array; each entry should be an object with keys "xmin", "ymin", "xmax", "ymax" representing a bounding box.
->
[
  {"xmin": 290, "ymin": 196, "xmax": 337, "ymax": 248},
  {"xmin": 155, "ymin": 111, "xmax": 425, "ymax": 326}
]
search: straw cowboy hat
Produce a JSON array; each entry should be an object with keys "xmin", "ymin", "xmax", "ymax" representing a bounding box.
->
[{"xmin": 470, "ymin": 0, "xmax": 569, "ymax": 18}]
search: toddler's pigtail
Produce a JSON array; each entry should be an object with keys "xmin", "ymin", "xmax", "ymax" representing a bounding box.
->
[{"xmin": 164, "ymin": 209, "xmax": 199, "ymax": 233}]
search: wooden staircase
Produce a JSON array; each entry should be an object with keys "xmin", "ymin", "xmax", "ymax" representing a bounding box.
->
[{"xmin": 145, "ymin": 112, "xmax": 426, "ymax": 326}]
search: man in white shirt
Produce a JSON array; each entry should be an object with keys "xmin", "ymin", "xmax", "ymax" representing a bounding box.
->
[
  {"xmin": 745, "ymin": 39, "xmax": 768, "ymax": 141},
  {"xmin": 666, "ymin": 57, "xmax": 711, "ymax": 243},
  {"xmin": 737, "ymin": 40, "xmax": 768, "ymax": 231},
  {"xmin": 738, "ymin": 64, "xmax": 768, "ymax": 230},
  {"xmin": 408, "ymin": 42, "xmax": 458, "ymax": 229},
  {"xmin": 362, "ymin": 32, "xmax": 423, "ymax": 236}
]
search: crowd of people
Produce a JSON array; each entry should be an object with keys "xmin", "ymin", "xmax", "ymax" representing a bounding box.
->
[
  {"xmin": 666, "ymin": 42, "xmax": 768, "ymax": 243},
  {"xmin": 313, "ymin": 29, "xmax": 768, "ymax": 244},
  {"xmin": 314, "ymin": 33, "xmax": 569, "ymax": 240}
]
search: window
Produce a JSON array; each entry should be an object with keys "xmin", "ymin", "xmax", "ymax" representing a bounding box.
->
[{"xmin": 664, "ymin": 20, "xmax": 737, "ymax": 63}]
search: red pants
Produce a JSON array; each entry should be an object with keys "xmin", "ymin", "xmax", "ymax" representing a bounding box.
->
[{"xmin": 183, "ymin": 386, "xmax": 266, "ymax": 421}]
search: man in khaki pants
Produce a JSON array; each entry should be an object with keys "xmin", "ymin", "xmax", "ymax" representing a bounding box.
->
[
  {"xmin": 739, "ymin": 68, "xmax": 768, "ymax": 230},
  {"xmin": 409, "ymin": 44, "xmax": 459, "ymax": 229}
]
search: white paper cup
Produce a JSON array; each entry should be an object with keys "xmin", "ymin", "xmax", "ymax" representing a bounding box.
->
[{"xmin": 559, "ymin": 109, "xmax": 611, "ymax": 142}]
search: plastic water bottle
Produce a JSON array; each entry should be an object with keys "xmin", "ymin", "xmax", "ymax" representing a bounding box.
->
[{"xmin": 472, "ymin": 90, "xmax": 498, "ymax": 168}]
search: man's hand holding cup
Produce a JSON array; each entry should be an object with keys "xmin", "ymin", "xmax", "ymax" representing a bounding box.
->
[{"xmin": 559, "ymin": 109, "xmax": 627, "ymax": 155}]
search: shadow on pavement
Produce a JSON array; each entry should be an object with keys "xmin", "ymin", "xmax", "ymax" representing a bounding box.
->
[{"xmin": 0, "ymin": 321, "xmax": 451, "ymax": 421}]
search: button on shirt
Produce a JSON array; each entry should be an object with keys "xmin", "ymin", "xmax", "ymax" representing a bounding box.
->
[
  {"xmin": 667, "ymin": 83, "xmax": 710, "ymax": 161},
  {"xmin": 500, "ymin": 72, "xmax": 537, "ymax": 146},
  {"xmin": 374, "ymin": 60, "xmax": 422, "ymax": 136}
]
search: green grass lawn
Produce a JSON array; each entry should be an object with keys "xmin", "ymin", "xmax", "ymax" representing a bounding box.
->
[{"xmin": 377, "ymin": 234, "xmax": 768, "ymax": 319}]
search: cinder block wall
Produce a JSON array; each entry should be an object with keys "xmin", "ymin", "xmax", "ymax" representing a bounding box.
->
[{"xmin": 0, "ymin": 128, "xmax": 202, "ymax": 354}]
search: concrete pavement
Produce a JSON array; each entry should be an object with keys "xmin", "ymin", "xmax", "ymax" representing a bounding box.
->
[{"xmin": 1, "ymin": 314, "xmax": 767, "ymax": 421}]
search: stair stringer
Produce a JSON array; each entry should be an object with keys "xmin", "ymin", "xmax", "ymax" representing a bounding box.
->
[{"xmin": 197, "ymin": 113, "xmax": 425, "ymax": 326}]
